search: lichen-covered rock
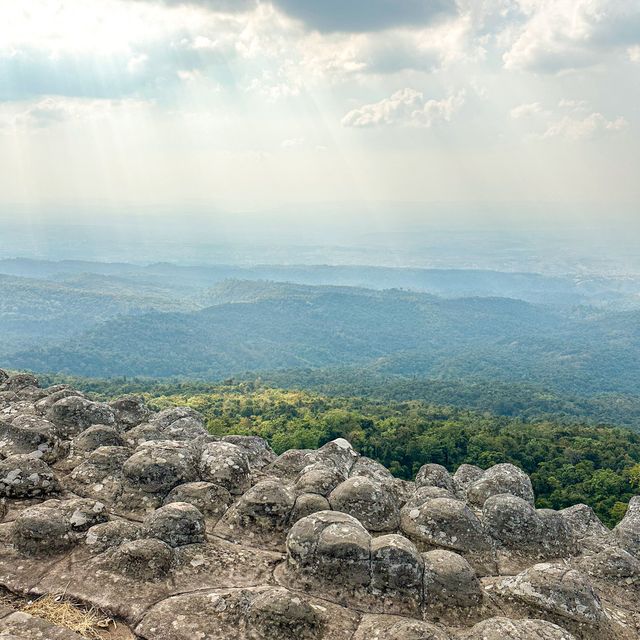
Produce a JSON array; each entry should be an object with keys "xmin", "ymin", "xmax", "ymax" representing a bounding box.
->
[
  {"xmin": 400, "ymin": 497, "xmax": 490, "ymax": 553},
  {"xmin": 290, "ymin": 493, "xmax": 331, "ymax": 523},
  {"xmin": 461, "ymin": 617, "xmax": 577, "ymax": 639},
  {"xmin": 483, "ymin": 494, "xmax": 542, "ymax": 548},
  {"xmin": 286, "ymin": 510, "xmax": 371, "ymax": 590},
  {"xmin": 109, "ymin": 395, "xmax": 151, "ymax": 429},
  {"xmin": 267, "ymin": 449, "xmax": 315, "ymax": 480},
  {"xmin": 0, "ymin": 454, "xmax": 57, "ymax": 498},
  {"xmin": 164, "ymin": 481, "xmax": 231, "ymax": 524},
  {"xmin": 613, "ymin": 496, "xmax": 640, "ymax": 556},
  {"xmin": 223, "ymin": 435, "xmax": 277, "ymax": 470},
  {"xmin": 370, "ymin": 535, "xmax": 424, "ymax": 612},
  {"xmin": 560, "ymin": 504, "xmax": 609, "ymax": 541},
  {"xmin": 199, "ymin": 441, "xmax": 251, "ymax": 495},
  {"xmin": 422, "ymin": 549, "xmax": 482, "ymax": 608},
  {"xmin": 108, "ymin": 538, "xmax": 174, "ymax": 579},
  {"xmin": 415, "ymin": 464, "xmax": 455, "ymax": 493},
  {"xmin": 215, "ymin": 479, "xmax": 295, "ymax": 549},
  {"xmin": 295, "ymin": 463, "xmax": 345, "ymax": 497},
  {"xmin": 329, "ymin": 476, "xmax": 399, "ymax": 531},
  {"xmin": 350, "ymin": 456, "xmax": 394, "ymax": 482},
  {"xmin": 72, "ymin": 424, "xmax": 125, "ymax": 452},
  {"xmin": 144, "ymin": 502, "xmax": 206, "ymax": 547},
  {"xmin": 497, "ymin": 563, "xmax": 605, "ymax": 624},
  {"xmin": 34, "ymin": 387, "xmax": 85, "ymax": 415},
  {"xmin": 12, "ymin": 498, "xmax": 107, "ymax": 555},
  {"xmin": 354, "ymin": 616, "xmax": 452, "ymax": 640},
  {"xmin": 467, "ymin": 464, "xmax": 534, "ymax": 507},
  {"xmin": 246, "ymin": 587, "xmax": 325, "ymax": 640},
  {"xmin": 0, "ymin": 415, "xmax": 61, "ymax": 462},
  {"xmin": 150, "ymin": 406, "xmax": 205, "ymax": 429},
  {"xmin": 47, "ymin": 396, "xmax": 116, "ymax": 438},
  {"xmin": 453, "ymin": 464, "xmax": 485, "ymax": 496},
  {"xmin": 313, "ymin": 438, "xmax": 359, "ymax": 476},
  {"xmin": 123, "ymin": 440, "xmax": 198, "ymax": 495},
  {"xmin": 1, "ymin": 373, "xmax": 39, "ymax": 392},
  {"xmin": 85, "ymin": 520, "xmax": 143, "ymax": 554},
  {"xmin": 580, "ymin": 545, "xmax": 640, "ymax": 581}
]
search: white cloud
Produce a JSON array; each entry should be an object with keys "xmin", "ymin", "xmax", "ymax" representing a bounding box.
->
[
  {"xmin": 542, "ymin": 112, "xmax": 628, "ymax": 141},
  {"xmin": 341, "ymin": 88, "xmax": 465, "ymax": 128},
  {"xmin": 503, "ymin": 0, "xmax": 640, "ymax": 73},
  {"xmin": 511, "ymin": 97, "xmax": 628, "ymax": 141}
]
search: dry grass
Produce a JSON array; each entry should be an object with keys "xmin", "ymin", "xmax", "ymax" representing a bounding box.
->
[{"xmin": 20, "ymin": 594, "xmax": 115, "ymax": 640}]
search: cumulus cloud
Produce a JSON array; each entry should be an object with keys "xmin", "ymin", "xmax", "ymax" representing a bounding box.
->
[
  {"xmin": 503, "ymin": 0, "xmax": 640, "ymax": 73},
  {"xmin": 342, "ymin": 88, "xmax": 465, "ymax": 128},
  {"xmin": 511, "ymin": 98, "xmax": 628, "ymax": 140}
]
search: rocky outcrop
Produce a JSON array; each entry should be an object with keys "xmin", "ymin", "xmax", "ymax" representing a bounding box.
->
[{"xmin": 0, "ymin": 369, "xmax": 638, "ymax": 639}]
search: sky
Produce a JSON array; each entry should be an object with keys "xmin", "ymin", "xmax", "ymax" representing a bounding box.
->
[{"xmin": 0, "ymin": 0, "xmax": 639, "ymax": 221}]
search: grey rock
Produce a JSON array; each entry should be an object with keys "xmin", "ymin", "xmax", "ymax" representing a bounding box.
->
[
  {"xmin": 164, "ymin": 481, "xmax": 232, "ymax": 523},
  {"xmin": 223, "ymin": 435, "xmax": 276, "ymax": 470},
  {"xmin": 295, "ymin": 463, "xmax": 345, "ymax": 497},
  {"xmin": 199, "ymin": 441, "xmax": 251, "ymax": 495},
  {"xmin": 314, "ymin": 438, "xmax": 359, "ymax": 476},
  {"xmin": 613, "ymin": 495, "xmax": 640, "ymax": 555},
  {"xmin": 12, "ymin": 498, "xmax": 107, "ymax": 555},
  {"xmin": 467, "ymin": 463, "xmax": 535, "ymax": 507},
  {"xmin": 290, "ymin": 493, "xmax": 331, "ymax": 523},
  {"xmin": 109, "ymin": 395, "xmax": 151, "ymax": 429},
  {"xmin": 400, "ymin": 497, "xmax": 490, "ymax": 552},
  {"xmin": 560, "ymin": 504, "xmax": 609, "ymax": 540},
  {"xmin": 483, "ymin": 494, "xmax": 542, "ymax": 548},
  {"xmin": 0, "ymin": 454, "xmax": 57, "ymax": 498},
  {"xmin": 286, "ymin": 510, "xmax": 371, "ymax": 589},
  {"xmin": 498, "ymin": 563, "xmax": 605, "ymax": 624},
  {"xmin": 246, "ymin": 587, "xmax": 325, "ymax": 640},
  {"xmin": 422, "ymin": 549, "xmax": 482, "ymax": 608},
  {"xmin": 107, "ymin": 538, "xmax": 174, "ymax": 579},
  {"xmin": 85, "ymin": 520, "xmax": 143, "ymax": 554},
  {"xmin": 415, "ymin": 464, "xmax": 455, "ymax": 493},
  {"xmin": 215, "ymin": 479, "xmax": 295, "ymax": 549},
  {"xmin": 329, "ymin": 476, "xmax": 399, "ymax": 531},
  {"xmin": 453, "ymin": 464, "xmax": 485, "ymax": 495},
  {"xmin": 267, "ymin": 449, "xmax": 315, "ymax": 479},
  {"xmin": 0, "ymin": 415, "xmax": 61, "ymax": 462},
  {"xmin": 123, "ymin": 440, "xmax": 198, "ymax": 495},
  {"xmin": 1, "ymin": 373, "xmax": 39, "ymax": 392},
  {"xmin": 72, "ymin": 424, "xmax": 125, "ymax": 452},
  {"xmin": 461, "ymin": 617, "xmax": 577, "ymax": 639},
  {"xmin": 581, "ymin": 545, "xmax": 640, "ymax": 580},
  {"xmin": 144, "ymin": 502, "xmax": 206, "ymax": 547},
  {"xmin": 34, "ymin": 388, "xmax": 85, "ymax": 415},
  {"xmin": 355, "ymin": 617, "xmax": 451, "ymax": 640},
  {"xmin": 47, "ymin": 396, "xmax": 116, "ymax": 438},
  {"xmin": 150, "ymin": 406, "xmax": 205, "ymax": 429}
]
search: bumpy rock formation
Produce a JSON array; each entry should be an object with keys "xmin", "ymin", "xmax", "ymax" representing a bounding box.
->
[{"xmin": 0, "ymin": 369, "xmax": 639, "ymax": 639}]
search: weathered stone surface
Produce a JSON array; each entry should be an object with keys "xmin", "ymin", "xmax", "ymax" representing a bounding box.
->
[
  {"xmin": 400, "ymin": 497, "xmax": 490, "ymax": 553},
  {"xmin": 144, "ymin": 502, "xmax": 206, "ymax": 547},
  {"xmin": 329, "ymin": 476, "xmax": 399, "ymax": 531},
  {"xmin": 199, "ymin": 441, "xmax": 251, "ymax": 494},
  {"xmin": 123, "ymin": 440, "xmax": 198, "ymax": 495},
  {"xmin": 496, "ymin": 563, "xmax": 606, "ymax": 624},
  {"xmin": 85, "ymin": 519, "xmax": 143, "ymax": 554},
  {"xmin": 422, "ymin": 549, "xmax": 482, "ymax": 608},
  {"xmin": 614, "ymin": 496, "xmax": 640, "ymax": 556},
  {"xmin": 461, "ymin": 616, "xmax": 577, "ymax": 639},
  {"xmin": 107, "ymin": 538, "xmax": 175, "ymax": 579},
  {"xmin": 2, "ymin": 382, "xmax": 640, "ymax": 640},
  {"xmin": 354, "ymin": 615, "xmax": 452, "ymax": 640},
  {"xmin": 467, "ymin": 464, "xmax": 535, "ymax": 507},
  {"xmin": 12, "ymin": 498, "xmax": 107, "ymax": 555},
  {"xmin": 164, "ymin": 480, "xmax": 231, "ymax": 524},
  {"xmin": 223, "ymin": 435, "xmax": 277, "ymax": 469},
  {"xmin": 0, "ymin": 610, "xmax": 86, "ymax": 639},
  {"xmin": 72, "ymin": 424, "xmax": 125, "ymax": 452},
  {"xmin": 109, "ymin": 395, "xmax": 151, "ymax": 428},
  {"xmin": 415, "ymin": 464, "xmax": 455, "ymax": 493},
  {"xmin": 1, "ymin": 373, "xmax": 39, "ymax": 392},
  {"xmin": 46, "ymin": 396, "xmax": 116, "ymax": 438},
  {"xmin": 0, "ymin": 454, "xmax": 57, "ymax": 498},
  {"xmin": 215, "ymin": 479, "xmax": 295, "ymax": 549}
]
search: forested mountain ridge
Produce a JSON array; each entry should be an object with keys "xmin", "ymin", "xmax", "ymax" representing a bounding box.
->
[{"xmin": 5, "ymin": 282, "xmax": 640, "ymax": 397}]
